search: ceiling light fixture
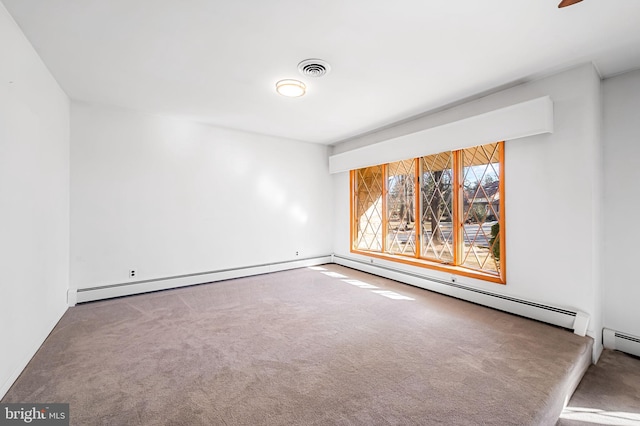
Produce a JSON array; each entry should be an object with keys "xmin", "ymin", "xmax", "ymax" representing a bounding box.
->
[{"xmin": 275, "ymin": 79, "xmax": 306, "ymax": 97}]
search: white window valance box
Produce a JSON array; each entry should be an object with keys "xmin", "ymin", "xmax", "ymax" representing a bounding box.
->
[{"xmin": 328, "ymin": 96, "xmax": 554, "ymax": 174}]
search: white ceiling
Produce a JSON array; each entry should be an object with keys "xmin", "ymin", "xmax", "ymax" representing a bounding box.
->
[{"xmin": 3, "ymin": 0, "xmax": 640, "ymax": 145}]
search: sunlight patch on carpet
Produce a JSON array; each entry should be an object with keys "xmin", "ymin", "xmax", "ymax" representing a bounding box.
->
[
  {"xmin": 371, "ymin": 290, "xmax": 415, "ymax": 301},
  {"xmin": 321, "ymin": 271, "xmax": 348, "ymax": 278},
  {"xmin": 342, "ymin": 279, "xmax": 378, "ymax": 289},
  {"xmin": 560, "ymin": 407, "xmax": 640, "ymax": 425}
]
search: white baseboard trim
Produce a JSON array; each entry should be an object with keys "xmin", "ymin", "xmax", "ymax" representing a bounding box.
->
[
  {"xmin": 68, "ymin": 253, "xmax": 598, "ymax": 359},
  {"xmin": 603, "ymin": 328, "xmax": 640, "ymax": 358},
  {"xmin": 7, "ymin": 253, "xmax": 601, "ymax": 400},
  {"xmin": 70, "ymin": 254, "xmax": 594, "ymax": 343},
  {"xmin": 0, "ymin": 306, "xmax": 67, "ymax": 400},
  {"xmin": 334, "ymin": 254, "xmax": 589, "ymax": 336},
  {"xmin": 72, "ymin": 256, "xmax": 332, "ymax": 304}
]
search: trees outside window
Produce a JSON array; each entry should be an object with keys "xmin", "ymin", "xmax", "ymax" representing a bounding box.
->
[{"xmin": 351, "ymin": 142, "xmax": 505, "ymax": 283}]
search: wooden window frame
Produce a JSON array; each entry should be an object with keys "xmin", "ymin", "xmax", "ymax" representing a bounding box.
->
[{"xmin": 350, "ymin": 142, "xmax": 506, "ymax": 284}]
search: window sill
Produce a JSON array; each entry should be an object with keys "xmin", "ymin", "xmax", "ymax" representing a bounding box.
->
[{"xmin": 350, "ymin": 249, "xmax": 506, "ymax": 285}]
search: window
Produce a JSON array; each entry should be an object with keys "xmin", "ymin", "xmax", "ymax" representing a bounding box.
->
[{"xmin": 351, "ymin": 142, "xmax": 505, "ymax": 283}]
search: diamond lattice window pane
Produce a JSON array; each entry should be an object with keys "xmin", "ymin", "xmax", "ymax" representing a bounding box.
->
[
  {"xmin": 420, "ymin": 152, "xmax": 454, "ymax": 263},
  {"xmin": 460, "ymin": 143, "xmax": 501, "ymax": 273},
  {"xmin": 354, "ymin": 166, "xmax": 383, "ymax": 251},
  {"xmin": 386, "ymin": 159, "xmax": 416, "ymax": 255}
]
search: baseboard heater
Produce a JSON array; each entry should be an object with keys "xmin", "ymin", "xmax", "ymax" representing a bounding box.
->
[
  {"xmin": 603, "ymin": 328, "xmax": 640, "ymax": 358},
  {"xmin": 333, "ymin": 255, "xmax": 590, "ymax": 337},
  {"xmin": 72, "ymin": 255, "xmax": 332, "ymax": 305},
  {"xmin": 71, "ymin": 253, "xmax": 590, "ymax": 339}
]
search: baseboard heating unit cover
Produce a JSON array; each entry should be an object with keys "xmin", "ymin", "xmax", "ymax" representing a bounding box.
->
[
  {"xmin": 333, "ymin": 255, "xmax": 589, "ymax": 337},
  {"xmin": 603, "ymin": 328, "xmax": 640, "ymax": 358},
  {"xmin": 72, "ymin": 256, "xmax": 332, "ymax": 304}
]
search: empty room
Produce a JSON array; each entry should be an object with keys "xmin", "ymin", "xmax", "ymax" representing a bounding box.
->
[{"xmin": 1, "ymin": 0, "xmax": 640, "ymax": 424}]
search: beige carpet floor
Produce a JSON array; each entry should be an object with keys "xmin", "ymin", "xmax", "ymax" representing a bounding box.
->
[
  {"xmin": 3, "ymin": 264, "xmax": 593, "ymax": 425},
  {"xmin": 558, "ymin": 349, "xmax": 640, "ymax": 426}
]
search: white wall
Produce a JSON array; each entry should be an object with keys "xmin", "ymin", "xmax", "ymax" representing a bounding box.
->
[
  {"xmin": 70, "ymin": 103, "xmax": 333, "ymax": 291},
  {"xmin": 602, "ymin": 69, "xmax": 640, "ymax": 339},
  {"xmin": 332, "ymin": 64, "xmax": 604, "ymax": 352},
  {"xmin": 0, "ymin": 4, "xmax": 70, "ymax": 397}
]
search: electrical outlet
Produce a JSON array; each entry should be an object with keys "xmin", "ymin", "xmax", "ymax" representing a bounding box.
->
[
  {"xmin": 296, "ymin": 251, "xmax": 299, "ymax": 256},
  {"xmin": 129, "ymin": 270, "xmax": 136, "ymax": 278}
]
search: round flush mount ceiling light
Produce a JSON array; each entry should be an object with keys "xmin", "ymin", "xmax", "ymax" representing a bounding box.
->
[{"xmin": 275, "ymin": 79, "xmax": 306, "ymax": 97}]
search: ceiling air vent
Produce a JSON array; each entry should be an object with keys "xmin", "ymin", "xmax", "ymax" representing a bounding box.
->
[{"xmin": 298, "ymin": 59, "xmax": 331, "ymax": 78}]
